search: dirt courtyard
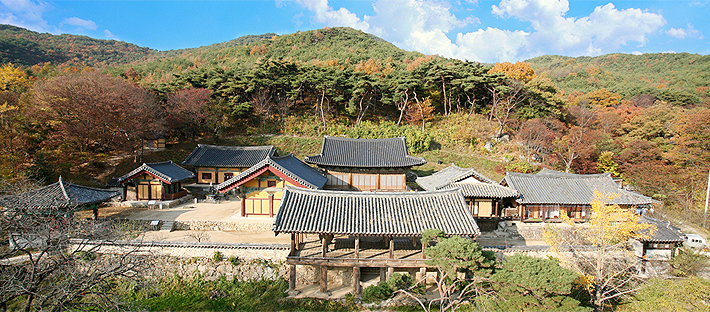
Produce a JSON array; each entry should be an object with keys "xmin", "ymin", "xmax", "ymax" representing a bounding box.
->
[{"xmin": 79, "ymin": 199, "xmax": 547, "ymax": 247}]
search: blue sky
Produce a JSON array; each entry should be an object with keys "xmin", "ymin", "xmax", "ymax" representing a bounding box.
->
[{"xmin": 1, "ymin": 0, "xmax": 709, "ymax": 63}]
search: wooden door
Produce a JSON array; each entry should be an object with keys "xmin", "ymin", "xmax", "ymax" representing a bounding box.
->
[{"xmin": 138, "ymin": 184, "xmax": 150, "ymax": 200}]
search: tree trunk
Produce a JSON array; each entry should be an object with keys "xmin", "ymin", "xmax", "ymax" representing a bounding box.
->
[{"xmin": 319, "ymin": 89, "xmax": 327, "ymax": 132}]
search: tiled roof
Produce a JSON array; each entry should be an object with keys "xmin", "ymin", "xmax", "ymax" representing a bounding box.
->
[
  {"xmin": 118, "ymin": 161, "xmax": 195, "ymax": 184},
  {"xmin": 417, "ymin": 164, "xmax": 496, "ymax": 190},
  {"xmin": 182, "ymin": 144, "xmax": 276, "ymax": 168},
  {"xmin": 304, "ymin": 136, "xmax": 426, "ymax": 168},
  {"xmin": 442, "ymin": 182, "xmax": 519, "ymax": 198},
  {"xmin": 503, "ymin": 171, "xmax": 656, "ymax": 206},
  {"xmin": 216, "ymin": 154, "xmax": 327, "ymax": 191},
  {"xmin": 0, "ymin": 177, "xmax": 118, "ymax": 211},
  {"xmin": 272, "ymin": 186, "xmax": 480, "ymax": 236},
  {"xmin": 416, "ymin": 164, "xmax": 517, "ymax": 198},
  {"xmin": 636, "ymin": 215, "xmax": 684, "ymax": 243}
]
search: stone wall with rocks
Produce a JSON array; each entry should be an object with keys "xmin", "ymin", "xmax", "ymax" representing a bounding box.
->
[
  {"xmin": 134, "ymin": 255, "xmax": 289, "ymax": 282},
  {"xmin": 173, "ymin": 221, "xmax": 272, "ymax": 232}
]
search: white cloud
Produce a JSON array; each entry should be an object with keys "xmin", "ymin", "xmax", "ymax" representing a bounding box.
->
[
  {"xmin": 483, "ymin": 0, "xmax": 666, "ymax": 61},
  {"xmin": 0, "ymin": 0, "xmax": 52, "ymax": 32},
  {"xmin": 62, "ymin": 17, "xmax": 97, "ymax": 30},
  {"xmin": 294, "ymin": 0, "xmax": 370, "ymax": 31},
  {"xmin": 103, "ymin": 29, "xmax": 119, "ymax": 40},
  {"xmin": 293, "ymin": 0, "xmax": 667, "ymax": 62},
  {"xmin": 666, "ymin": 24, "xmax": 703, "ymax": 39}
]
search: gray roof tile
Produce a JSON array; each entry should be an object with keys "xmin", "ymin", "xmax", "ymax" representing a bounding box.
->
[
  {"xmin": 503, "ymin": 171, "xmax": 656, "ymax": 206},
  {"xmin": 636, "ymin": 215, "xmax": 684, "ymax": 243},
  {"xmin": 0, "ymin": 177, "xmax": 118, "ymax": 211},
  {"xmin": 416, "ymin": 164, "xmax": 517, "ymax": 198},
  {"xmin": 272, "ymin": 186, "xmax": 480, "ymax": 236},
  {"xmin": 442, "ymin": 182, "xmax": 519, "ymax": 198},
  {"xmin": 216, "ymin": 154, "xmax": 327, "ymax": 191},
  {"xmin": 182, "ymin": 144, "xmax": 276, "ymax": 168},
  {"xmin": 304, "ymin": 136, "xmax": 426, "ymax": 168},
  {"xmin": 118, "ymin": 161, "xmax": 195, "ymax": 184}
]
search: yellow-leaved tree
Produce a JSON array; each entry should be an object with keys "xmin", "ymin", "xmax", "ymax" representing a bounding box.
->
[{"xmin": 543, "ymin": 192, "xmax": 656, "ymax": 311}]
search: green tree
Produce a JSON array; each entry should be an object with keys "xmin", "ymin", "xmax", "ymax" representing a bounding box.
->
[
  {"xmin": 488, "ymin": 254, "xmax": 591, "ymax": 311},
  {"xmin": 399, "ymin": 229, "xmax": 496, "ymax": 312}
]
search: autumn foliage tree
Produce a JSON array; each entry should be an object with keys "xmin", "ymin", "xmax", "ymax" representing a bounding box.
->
[
  {"xmin": 165, "ymin": 87, "xmax": 212, "ymax": 140},
  {"xmin": 544, "ymin": 193, "xmax": 655, "ymax": 311},
  {"xmin": 30, "ymin": 70, "xmax": 162, "ymax": 155}
]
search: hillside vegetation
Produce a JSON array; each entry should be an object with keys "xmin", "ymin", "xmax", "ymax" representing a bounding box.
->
[
  {"xmin": 0, "ymin": 25, "xmax": 156, "ymax": 67},
  {"xmin": 0, "ymin": 25, "xmax": 708, "ymax": 234},
  {"xmin": 528, "ymin": 53, "xmax": 710, "ymax": 106}
]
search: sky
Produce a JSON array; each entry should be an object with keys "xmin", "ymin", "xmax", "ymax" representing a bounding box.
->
[{"xmin": 1, "ymin": 0, "xmax": 709, "ymax": 63}]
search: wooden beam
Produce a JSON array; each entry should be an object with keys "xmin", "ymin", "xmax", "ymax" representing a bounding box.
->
[{"xmin": 287, "ymin": 256, "xmax": 428, "ymax": 268}]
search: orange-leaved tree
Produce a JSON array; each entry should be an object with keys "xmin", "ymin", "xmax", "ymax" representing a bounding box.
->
[{"xmin": 543, "ymin": 192, "xmax": 656, "ymax": 311}]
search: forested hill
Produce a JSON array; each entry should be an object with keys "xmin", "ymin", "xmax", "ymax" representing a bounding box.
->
[
  {"xmin": 121, "ymin": 27, "xmax": 425, "ymax": 78},
  {"xmin": 527, "ymin": 53, "xmax": 710, "ymax": 106},
  {"xmin": 0, "ymin": 25, "xmax": 157, "ymax": 67}
]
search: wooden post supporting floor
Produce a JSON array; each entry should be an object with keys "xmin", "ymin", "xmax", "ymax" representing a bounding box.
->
[
  {"xmin": 418, "ymin": 267, "xmax": 427, "ymax": 283},
  {"xmin": 289, "ymin": 264, "xmax": 297, "ymax": 292},
  {"xmin": 387, "ymin": 267, "xmax": 394, "ymax": 280},
  {"xmin": 380, "ymin": 267, "xmax": 386, "ymax": 282},
  {"xmin": 353, "ymin": 267, "xmax": 361, "ymax": 295},
  {"xmin": 320, "ymin": 265, "xmax": 328, "ymax": 293}
]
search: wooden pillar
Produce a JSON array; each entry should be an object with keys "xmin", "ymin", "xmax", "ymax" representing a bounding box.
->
[
  {"xmin": 241, "ymin": 197, "xmax": 246, "ymax": 217},
  {"xmin": 353, "ymin": 267, "xmax": 361, "ymax": 295},
  {"xmin": 92, "ymin": 206, "xmax": 99, "ymax": 220},
  {"xmin": 387, "ymin": 267, "xmax": 394, "ymax": 280},
  {"xmin": 389, "ymin": 236, "xmax": 395, "ymax": 259},
  {"xmin": 354, "ymin": 237, "xmax": 360, "ymax": 259},
  {"xmin": 268, "ymin": 193, "xmax": 275, "ymax": 217},
  {"xmin": 379, "ymin": 268, "xmax": 386, "ymax": 282},
  {"xmin": 290, "ymin": 233, "xmax": 296, "ymax": 256},
  {"xmin": 320, "ymin": 265, "xmax": 328, "ymax": 293},
  {"xmin": 321, "ymin": 235, "xmax": 328, "ymax": 257},
  {"xmin": 289, "ymin": 264, "xmax": 297, "ymax": 292},
  {"xmin": 421, "ymin": 239, "xmax": 426, "ymax": 259},
  {"xmin": 418, "ymin": 267, "xmax": 427, "ymax": 283}
]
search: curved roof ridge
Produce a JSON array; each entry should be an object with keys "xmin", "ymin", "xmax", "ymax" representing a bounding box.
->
[
  {"xmin": 305, "ymin": 136, "xmax": 426, "ymax": 168},
  {"xmin": 283, "ymin": 184, "xmax": 461, "ymax": 197},
  {"xmin": 196, "ymin": 144, "xmax": 275, "ymax": 150}
]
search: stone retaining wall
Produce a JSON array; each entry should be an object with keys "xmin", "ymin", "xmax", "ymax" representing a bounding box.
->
[
  {"xmin": 173, "ymin": 221, "xmax": 272, "ymax": 232},
  {"xmin": 135, "ymin": 255, "xmax": 289, "ymax": 282}
]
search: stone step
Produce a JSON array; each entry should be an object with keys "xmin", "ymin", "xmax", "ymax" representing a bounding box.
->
[{"xmin": 160, "ymin": 221, "xmax": 174, "ymax": 232}]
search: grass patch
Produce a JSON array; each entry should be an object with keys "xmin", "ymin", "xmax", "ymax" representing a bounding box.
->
[{"xmin": 125, "ymin": 276, "xmax": 358, "ymax": 311}]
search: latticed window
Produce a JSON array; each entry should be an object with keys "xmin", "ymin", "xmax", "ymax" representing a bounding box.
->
[{"xmin": 379, "ymin": 174, "xmax": 404, "ymax": 190}]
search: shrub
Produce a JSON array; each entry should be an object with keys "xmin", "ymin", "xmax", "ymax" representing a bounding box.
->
[
  {"xmin": 669, "ymin": 247, "xmax": 709, "ymax": 277},
  {"xmin": 505, "ymin": 161, "xmax": 538, "ymax": 173},
  {"xmin": 361, "ymin": 281, "xmax": 393, "ymax": 303},
  {"xmin": 228, "ymin": 256, "xmax": 240, "ymax": 266},
  {"xmin": 212, "ymin": 251, "xmax": 223, "ymax": 262},
  {"xmin": 361, "ymin": 273, "xmax": 416, "ymax": 303}
]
